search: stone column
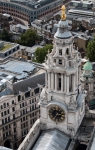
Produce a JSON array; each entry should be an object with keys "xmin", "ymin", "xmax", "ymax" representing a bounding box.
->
[
  {"xmin": 79, "ymin": 66, "xmax": 81, "ymax": 83},
  {"xmin": 67, "ymin": 75, "xmax": 69, "ymax": 94},
  {"xmin": 55, "ymin": 73, "xmax": 57, "ymax": 91},
  {"xmin": 61, "ymin": 74, "xmax": 63, "ymax": 92},
  {"xmin": 56, "ymin": 47, "xmax": 59, "ymax": 55},
  {"xmin": 73, "ymin": 74, "xmax": 75, "ymax": 92},
  {"xmin": 51, "ymin": 73, "xmax": 54, "ymax": 90},
  {"xmin": 48, "ymin": 73, "xmax": 51, "ymax": 90},
  {"xmin": 45, "ymin": 71, "xmax": 47, "ymax": 87},
  {"xmin": 77, "ymin": 68, "xmax": 78, "ymax": 84},
  {"xmin": 64, "ymin": 75, "xmax": 66, "ymax": 92},
  {"xmin": 77, "ymin": 66, "xmax": 81, "ymax": 92}
]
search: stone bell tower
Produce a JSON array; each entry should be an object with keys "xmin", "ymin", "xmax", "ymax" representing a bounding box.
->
[{"xmin": 40, "ymin": 5, "xmax": 86, "ymax": 137}]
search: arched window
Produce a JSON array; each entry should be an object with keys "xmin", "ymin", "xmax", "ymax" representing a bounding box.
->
[
  {"xmin": 59, "ymin": 49, "xmax": 62, "ymax": 55},
  {"xmin": 12, "ymin": 100, "xmax": 14, "ymax": 104},
  {"xmin": 1, "ymin": 105, "xmax": 3, "ymax": 109},
  {"xmin": 3, "ymin": 103, "xmax": 6, "ymax": 108},
  {"xmin": 54, "ymin": 59, "xmax": 56, "ymax": 63},
  {"xmin": 59, "ymin": 59, "xmax": 62, "ymax": 65},
  {"xmin": 69, "ymin": 61, "xmax": 72, "ymax": 67},
  {"xmin": 7, "ymin": 103, "xmax": 9, "ymax": 107},
  {"xmin": 66, "ymin": 48, "xmax": 69, "ymax": 56}
]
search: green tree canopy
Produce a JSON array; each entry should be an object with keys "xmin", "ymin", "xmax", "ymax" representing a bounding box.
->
[
  {"xmin": 0, "ymin": 29, "xmax": 11, "ymax": 41},
  {"xmin": 34, "ymin": 44, "xmax": 53, "ymax": 63},
  {"xmin": 17, "ymin": 29, "xmax": 39, "ymax": 46},
  {"xmin": 86, "ymin": 36, "xmax": 95, "ymax": 62}
]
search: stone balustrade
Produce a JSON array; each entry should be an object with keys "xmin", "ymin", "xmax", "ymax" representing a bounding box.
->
[{"xmin": 18, "ymin": 119, "xmax": 41, "ymax": 150}]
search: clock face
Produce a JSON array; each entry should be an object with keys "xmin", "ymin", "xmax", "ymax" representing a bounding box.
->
[{"xmin": 49, "ymin": 105, "xmax": 65, "ymax": 123}]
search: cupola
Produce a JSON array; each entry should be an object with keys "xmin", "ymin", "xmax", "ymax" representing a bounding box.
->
[
  {"xmin": 54, "ymin": 5, "xmax": 72, "ymax": 39},
  {"xmin": 83, "ymin": 61, "xmax": 92, "ymax": 71}
]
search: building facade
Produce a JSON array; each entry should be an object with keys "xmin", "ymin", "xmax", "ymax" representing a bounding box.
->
[
  {"xmin": 17, "ymin": 5, "xmax": 86, "ymax": 150},
  {"xmin": 0, "ymin": 41, "xmax": 20, "ymax": 59},
  {"xmin": 0, "ymin": 0, "xmax": 63, "ymax": 22},
  {"xmin": 0, "ymin": 73, "xmax": 45, "ymax": 149}
]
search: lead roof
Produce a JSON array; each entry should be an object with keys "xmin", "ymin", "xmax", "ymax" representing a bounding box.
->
[
  {"xmin": 13, "ymin": 73, "xmax": 45, "ymax": 94},
  {"xmin": 32, "ymin": 129, "xmax": 70, "ymax": 150}
]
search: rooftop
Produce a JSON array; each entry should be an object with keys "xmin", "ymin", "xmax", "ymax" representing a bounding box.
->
[
  {"xmin": 0, "ymin": 146, "xmax": 12, "ymax": 150},
  {"xmin": 0, "ymin": 60, "xmax": 36, "ymax": 80},
  {"xmin": 12, "ymin": 73, "xmax": 45, "ymax": 94},
  {"xmin": 3, "ymin": 13, "xmax": 11, "ymax": 18},
  {"xmin": 0, "ymin": 43, "xmax": 15, "ymax": 52},
  {"xmin": 16, "ymin": 24, "xmax": 29, "ymax": 30},
  {"xmin": 83, "ymin": 61, "xmax": 92, "ymax": 71},
  {"xmin": 32, "ymin": 129, "xmax": 70, "ymax": 150},
  {"xmin": 25, "ymin": 45, "xmax": 43, "ymax": 53},
  {"xmin": 9, "ymin": 0, "xmax": 57, "ymax": 9}
]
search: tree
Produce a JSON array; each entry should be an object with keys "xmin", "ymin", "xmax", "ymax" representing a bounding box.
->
[
  {"xmin": 34, "ymin": 44, "xmax": 53, "ymax": 63},
  {"xmin": 0, "ymin": 29, "xmax": 11, "ymax": 41},
  {"xmin": 86, "ymin": 36, "xmax": 95, "ymax": 62},
  {"xmin": 17, "ymin": 29, "xmax": 39, "ymax": 46}
]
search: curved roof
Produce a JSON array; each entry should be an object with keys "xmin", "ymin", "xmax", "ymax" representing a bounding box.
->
[
  {"xmin": 83, "ymin": 61, "xmax": 92, "ymax": 71},
  {"xmin": 54, "ymin": 20, "xmax": 72, "ymax": 39}
]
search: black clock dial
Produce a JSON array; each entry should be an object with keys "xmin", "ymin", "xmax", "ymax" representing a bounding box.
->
[{"xmin": 49, "ymin": 105, "xmax": 65, "ymax": 122}]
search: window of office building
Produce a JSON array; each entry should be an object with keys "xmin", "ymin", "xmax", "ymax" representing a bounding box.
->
[
  {"xmin": 12, "ymin": 107, "xmax": 15, "ymax": 112},
  {"xmin": 12, "ymin": 100, "xmax": 14, "ymax": 104}
]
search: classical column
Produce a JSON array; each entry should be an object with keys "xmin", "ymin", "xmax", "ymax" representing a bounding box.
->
[
  {"xmin": 51, "ymin": 73, "xmax": 54, "ymax": 90},
  {"xmin": 56, "ymin": 59, "xmax": 59, "ymax": 65},
  {"xmin": 45, "ymin": 71, "xmax": 47, "ymax": 87},
  {"xmin": 67, "ymin": 75, "xmax": 69, "ymax": 93},
  {"xmin": 55, "ymin": 73, "xmax": 57, "ymax": 91},
  {"xmin": 48, "ymin": 73, "xmax": 51, "ymax": 90},
  {"xmin": 79, "ymin": 66, "xmax": 81, "ymax": 83},
  {"xmin": 64, "ymin": 75, "xmax": 66, "ymax": 92},
  {"xmin": 61, "ymin": 74, "xmax": 64, "ymax": 92},
  {"xmin": 73, "ymin": 74, "xmax": 76, "ymax": 92},
  {"xmin": 77, "ymin": 68, "xmax": 78, "ymax": 84},
  {"xmin": 56, "ymin": 47, "xmax": 59, "ymax": 55}
]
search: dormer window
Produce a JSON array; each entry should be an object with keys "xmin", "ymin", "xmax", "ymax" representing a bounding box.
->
[
  {"xmin": 59, "ymin": 49, "xmax": 62, "ymax": 55},
  {"xmin": 66, "ymin": 48, "xmax": 69, "ymax": 56}
]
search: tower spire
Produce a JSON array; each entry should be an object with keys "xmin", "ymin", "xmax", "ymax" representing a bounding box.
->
[{"xmin": 61, "ymin": 5, "xmax": 66, "ymax": 20}]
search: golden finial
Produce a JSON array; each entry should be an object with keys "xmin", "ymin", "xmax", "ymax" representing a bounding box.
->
[{"xmin": 61, "ymin": 5, "xmax": 66, "ymax": 20}]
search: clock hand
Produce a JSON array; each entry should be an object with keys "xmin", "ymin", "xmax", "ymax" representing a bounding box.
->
[
  {"xmin": 56, "ymin": 113, "xmax": 58, "ymax": 117},
  {"xmin": 57, "ymin": 114, "xmax": 61, "ymax": 116}
]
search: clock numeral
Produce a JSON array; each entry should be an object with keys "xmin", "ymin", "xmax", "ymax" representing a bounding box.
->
[
  {"xmin": 56, "ymin": 106, "xmax": 58, "ymax": 110},
  {"xmin": 56, "ymin": 119, "xmax": 58, "ymax": 123}
]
